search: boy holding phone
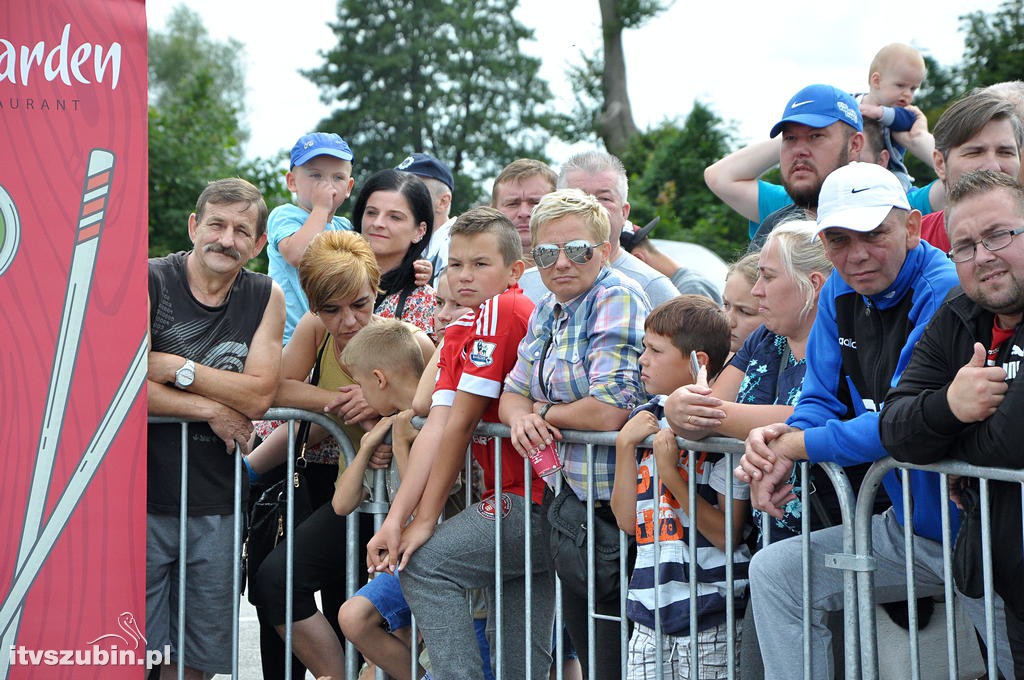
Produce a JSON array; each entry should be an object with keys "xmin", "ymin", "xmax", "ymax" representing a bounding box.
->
[{"xmin": 611, "ymin": 295, "xmax": 751, "ymax": 678}]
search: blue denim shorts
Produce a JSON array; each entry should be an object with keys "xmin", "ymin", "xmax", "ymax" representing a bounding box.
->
[{"xmin": 355, "ymin": 571, "xmax": 411, "ymax": 632}]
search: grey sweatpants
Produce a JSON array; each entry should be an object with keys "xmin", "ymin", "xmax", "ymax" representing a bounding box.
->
[
  {"xmin": 749, "ymin": 508, "xmax": 1015, "ymax": 679},
  {"xmin": 402, "ymin": 493, "xmax": 555, "ymax": 680}
]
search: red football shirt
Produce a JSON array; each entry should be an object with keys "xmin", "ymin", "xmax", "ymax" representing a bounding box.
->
[{"xmin": 432, "ymin": 285, "xmax": 545, "ymax": 504}]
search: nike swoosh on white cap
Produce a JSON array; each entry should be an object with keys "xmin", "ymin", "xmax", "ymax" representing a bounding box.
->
[{"xmin": 791, "ymin": 100, "xmax": 815, "ymax": 108}]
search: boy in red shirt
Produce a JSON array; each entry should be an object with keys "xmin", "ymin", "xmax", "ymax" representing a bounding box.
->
[{"xmin": 367, "ymin": 207, "xmax": 550, "ymax": 679}]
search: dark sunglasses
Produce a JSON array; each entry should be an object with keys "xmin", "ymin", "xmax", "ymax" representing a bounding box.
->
[{"xmin": 531, "ymin": 240, "xmax": 606, "ymax": 269}]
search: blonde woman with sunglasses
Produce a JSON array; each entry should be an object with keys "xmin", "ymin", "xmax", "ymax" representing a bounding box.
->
[{"xmin": 499, "ymin": 188, "xmax": 650, "ymax": 680}]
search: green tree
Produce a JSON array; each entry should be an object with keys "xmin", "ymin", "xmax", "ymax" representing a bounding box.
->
[
  {"xmin": 958, "ymin": 0, "xmax": 1024, "ymax": 88},
  {"xmin": 567, "ymin": 1, "xmax": 672, "ymax": 155},
  {"xmin": 148, "ymin": 6, "xmax": 248, "ymax": 256},
  {"xmin": 148, "ymin": 6, "xmax": 287, "ymax": 271},
  {"xmin": 305, "ymin": 0, "xmax": 565, "ymax": 214},
  {"xmin": 623, "ymin": 101, "xmax": 747, "ymax": 260}
]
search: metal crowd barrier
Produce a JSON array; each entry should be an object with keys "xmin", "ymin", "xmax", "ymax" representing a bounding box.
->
[
  {"xmin": 854, "ymin": 456, "xmax": 1024, "ymax": 680},
  {"xmin": 150, "ymin": 408, "xmax": 365, "ymax": 680},
  {"xmin": 152, "ymin": 410, "xmax": 1021, "ymax": 680}
]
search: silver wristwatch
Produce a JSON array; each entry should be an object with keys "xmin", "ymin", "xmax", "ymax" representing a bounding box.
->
[{"xmin": 174, "ymin": 359, "xmax": 196, "ymax": 389}]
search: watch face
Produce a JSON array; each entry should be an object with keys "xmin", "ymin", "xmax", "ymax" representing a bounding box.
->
[{"xmin": 176, "ymin": 363, "xmax": 195, "ymax": 387}]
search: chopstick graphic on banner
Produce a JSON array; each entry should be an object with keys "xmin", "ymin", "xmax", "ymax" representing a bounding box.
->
[
  {"xmin": 0, "ymin": 149, "xmax": 115, "ymax": 677},
  {"xmin": 0, "ymin": 185, "xmax": 20, "ymax": 276},
  {"xmin": 0, "ymin": 337, "xmax": 147, "ymax": 642}
]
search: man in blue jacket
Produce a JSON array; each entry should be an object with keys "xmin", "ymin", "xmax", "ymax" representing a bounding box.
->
[{"xmin": 734, "ymin": 161, "xmax": 982, "ymax": 678}]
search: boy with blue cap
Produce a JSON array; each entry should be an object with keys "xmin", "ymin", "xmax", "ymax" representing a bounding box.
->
[{"xmin": 268, "ymin": 132, "xmax": 356, "ymax": 343}]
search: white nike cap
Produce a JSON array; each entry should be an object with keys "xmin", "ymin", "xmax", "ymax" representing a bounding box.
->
[{"xmin": 816, "ymin": 162, "xmax": 911, "ymax": 234}]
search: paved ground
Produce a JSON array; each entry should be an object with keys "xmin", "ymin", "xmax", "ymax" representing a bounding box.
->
[{"xmin": 212, "ymin": 596, "xmax": 317, "ymax": 680}]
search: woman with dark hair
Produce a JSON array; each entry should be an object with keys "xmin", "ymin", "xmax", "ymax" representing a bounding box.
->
[{"xmin": 352, "ymin": 169, "xmax": 436, "ymax": 335}]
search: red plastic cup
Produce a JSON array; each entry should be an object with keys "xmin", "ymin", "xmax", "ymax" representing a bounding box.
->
[{"xmin": 528, "ymin": 441, "xmax": 562, "ymax": 478}]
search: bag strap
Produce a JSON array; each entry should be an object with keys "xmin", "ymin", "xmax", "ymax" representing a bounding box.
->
[{"xmin": 295, "ymin": 335, "xmax": 331, "ymax": 466}]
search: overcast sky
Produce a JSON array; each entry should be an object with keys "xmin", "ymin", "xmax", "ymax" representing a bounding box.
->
[{"xmin": 146, "ymin": 0, "xmax": 1003, "ymax": 166}]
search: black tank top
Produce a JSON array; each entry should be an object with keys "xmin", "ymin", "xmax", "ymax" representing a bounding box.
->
[{"xmin": 147, "ymin": 251, "xmax": 272, "ymax": 515}]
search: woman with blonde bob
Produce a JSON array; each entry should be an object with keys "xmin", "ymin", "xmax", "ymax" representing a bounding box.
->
[
  {"xmin": 247, "ymin": 230, "xmax": 432, "ymax": 680},
  {"xmin": 664, "ymin": 219, "xmax": 834, "ymax": 544},
  {"xmin": 499, "ymin": 188, "xmax": 649, "ymax": 679}
]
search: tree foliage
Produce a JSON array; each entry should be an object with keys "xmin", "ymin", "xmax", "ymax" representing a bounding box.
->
[
  {"xmin": 617, "ymin": 0, "xmax": 671, "ymax": 28},
  {"xmin": 958, "ymin": 0, "xmax": 1024, "ymax": 88},
  {"xmin": 622, "ymin": 102, "xmax": 748, "ymax": 260},
  {"xmin": 148, "ymin": 6, "xmax": 288, "ymax": 271},
  {"xmin": 305, "ymin": 0, "xmax": 565, "ymax": 213},
  {"xmin": 148, "ymin": 6, "xmax": 248, "ymax": 257}
]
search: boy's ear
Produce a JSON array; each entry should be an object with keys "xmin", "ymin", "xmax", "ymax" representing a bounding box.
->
[
  {"xmin": 285, "ymin": 171, "xmax": 298, "ymax": 193},
  {"xmin": 695, "ymin": 350, "xmax": 711, "ymax": 370},
  {"xmin": 869, "ymin": 71, "xmax": 881, "ymax": 90},
  {"xmin": 372, "ymin": 368, "xmax": 388, "ymax": 390},
  {"xmin": 508, "ymin": 259, "xmax": 526, "ymax": 284}
]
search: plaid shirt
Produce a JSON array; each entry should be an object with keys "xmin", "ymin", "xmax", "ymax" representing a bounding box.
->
[{"xmin": 504, "ymin": 267, "xmax": 649, "ymax": 500}]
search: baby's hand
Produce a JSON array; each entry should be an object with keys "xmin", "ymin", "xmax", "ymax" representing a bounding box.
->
[{"xmin": 859, "ymin": 103, "xmax": 883, "ymax": 120}]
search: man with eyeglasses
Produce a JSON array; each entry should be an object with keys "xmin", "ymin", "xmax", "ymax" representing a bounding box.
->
[
  {"xmin": 733, "ymin": 161, "xmax": 1000, "ymax": 678},
  {"xmin": 919, "ymin": 91, "xmax": 1023, "ymax": 253},
  {"xmin": 881, "ymin": 170, "xmax": 1024, "ymax": 677},
  {"xmin": 517, "ymin": 150, "xmax": 682, "ymax": 307}
]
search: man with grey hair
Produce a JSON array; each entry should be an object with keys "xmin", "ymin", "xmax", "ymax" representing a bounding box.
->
[
  {"xmin": 148, "ymin": 178, "xmax": 285, "ymax": 678},
  {"xmin": 518, "ymin": 150, "xmax": 683, "ymax": 307},
  {"xmin": 920, "ymin": 90, "xmax": 1023, "ymax": 252}
]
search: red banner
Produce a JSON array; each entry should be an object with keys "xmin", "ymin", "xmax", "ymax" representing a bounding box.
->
[{"xmin": 0, "ymin": 1, "xmax": 148, "ymax": 678}]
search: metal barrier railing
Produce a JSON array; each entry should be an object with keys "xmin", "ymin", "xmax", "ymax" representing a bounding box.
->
[
  {"xmin": 150, "ymin": 408, "xmax": 365, "ymax": 680},
  {"xmin": 854, "ymin": 456, "xmax": 1024, "ymax": 680},
  {"xmin": 151, "ymin": 410, "xmax": 1022, "ymax": 680}
]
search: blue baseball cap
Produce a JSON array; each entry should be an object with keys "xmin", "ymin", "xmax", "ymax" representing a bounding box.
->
[
  {"xmin": 290, "ymin": 132, "xmax": 354, "ymax": 168},
  {"xmin": 769, "ymin": 84, "xmax": 863, "ymax": 138},
  {"xmin": 395, "ymin": 152, "xmax": 454, "ymax": 192}
]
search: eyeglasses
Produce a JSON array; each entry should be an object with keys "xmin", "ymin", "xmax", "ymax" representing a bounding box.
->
[
  {"xmin": 531, "ymin": 240, "xmax": 606, "ymax": 269},
  {"xmin": 947, "ymin": 227, "xmax": 1024, "ymax": 263}
]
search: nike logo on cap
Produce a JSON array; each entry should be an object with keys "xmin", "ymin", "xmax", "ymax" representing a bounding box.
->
[
  {"xmin": 791, "ymin": 100, "xmax": 814, "ymax": 108},
  {"xmin": 851, "ymin": 187, "xmax": 871, "ymax": 193}
]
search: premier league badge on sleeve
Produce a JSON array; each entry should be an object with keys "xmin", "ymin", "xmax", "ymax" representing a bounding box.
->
[{"xmin": 469, "ymin": 339, "xmax": 497, "ymax": 367}]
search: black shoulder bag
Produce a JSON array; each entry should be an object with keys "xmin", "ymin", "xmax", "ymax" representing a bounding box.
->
[{"xmin": 245, "ymin": 336, "xmax": 329, "ymax": 592}]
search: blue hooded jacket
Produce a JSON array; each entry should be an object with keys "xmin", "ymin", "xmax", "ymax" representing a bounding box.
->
[{"xmin": 788, "ymin": 240, "xmax": 958, "ymax": 541}]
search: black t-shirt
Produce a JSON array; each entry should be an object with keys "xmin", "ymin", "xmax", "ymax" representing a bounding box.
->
[{"xmin": 147, "ymin": 252, "xmax": 271, "ymax": 515}]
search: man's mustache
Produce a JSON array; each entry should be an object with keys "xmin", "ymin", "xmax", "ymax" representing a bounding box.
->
[{"xmin": 204, "ymin": 243, "xmax": 242, "ymax": 260}]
